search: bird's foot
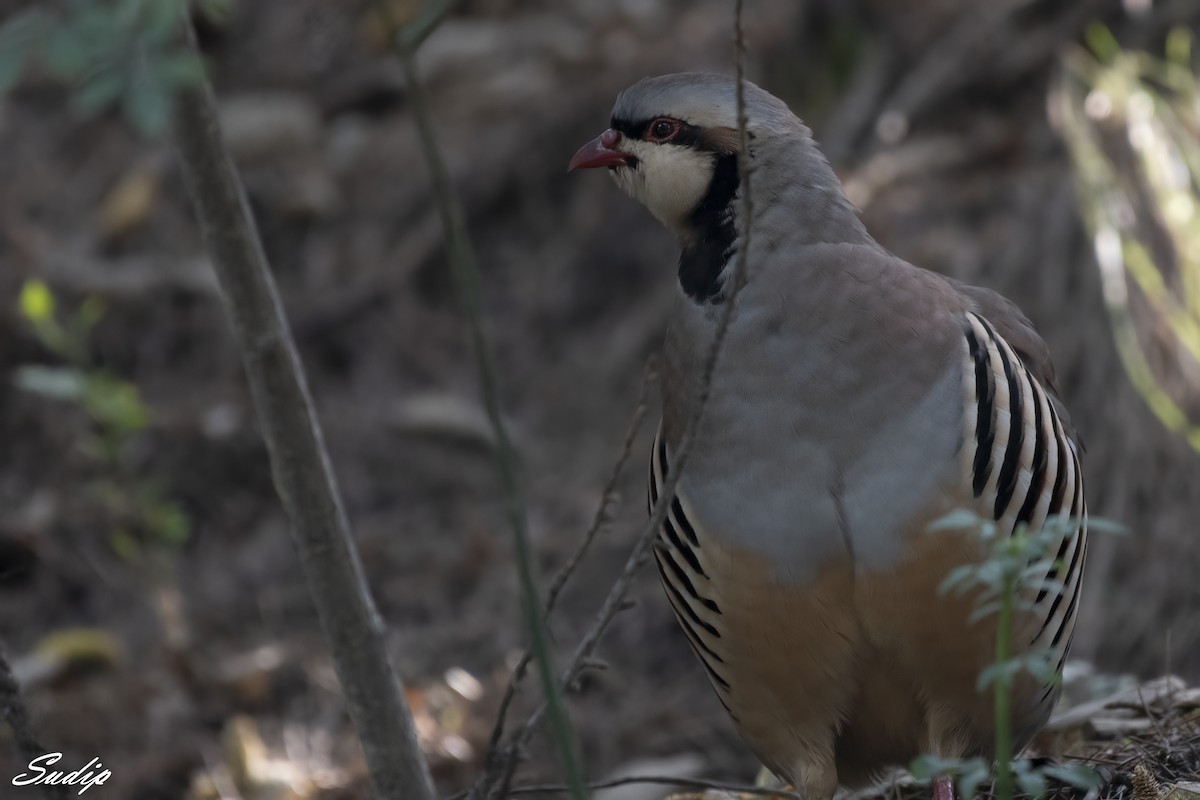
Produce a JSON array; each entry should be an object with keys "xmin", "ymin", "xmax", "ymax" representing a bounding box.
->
[{"xmin": 933, "ymin": 775, "xmax": 956, "ymax": 800}]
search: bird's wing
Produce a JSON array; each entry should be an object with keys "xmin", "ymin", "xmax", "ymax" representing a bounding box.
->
[
  {"xmin": 947, "ymin": 277, "xmax": 1082, "ymax": 448},
  {"xmin": 953, "ymin": 307, "xmax": 1087, "ymax": 705}
]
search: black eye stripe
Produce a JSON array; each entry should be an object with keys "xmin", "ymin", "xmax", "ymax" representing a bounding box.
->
[
  {"xmin": 610, "ymin": 116, "xmax": 705, "ymax": 148},
  {"xmin": 609, "ymin": 116, "xmax": 642, "ymax": 138}
]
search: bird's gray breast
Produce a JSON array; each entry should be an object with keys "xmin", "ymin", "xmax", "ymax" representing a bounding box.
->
[{"xmin": 660, "ymin": 270, "xmax": 964, "ymax": 584}]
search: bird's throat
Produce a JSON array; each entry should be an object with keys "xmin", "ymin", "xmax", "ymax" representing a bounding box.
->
[{"xmin": 678, "ymin": 153, "xmax": 740, "ymax": 304}]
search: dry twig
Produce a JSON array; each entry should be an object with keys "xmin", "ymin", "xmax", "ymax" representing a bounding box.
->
[
  {"xmin": 385, "ymin": 2, "xmax": 587, "ymax": 796},
  {"xmin": 482, "ymin": 361, "xmax": 655, "ymax": 767},
  {"xmin": 544, "ymin": 363, "xmax": 655, "ymax": 618},
  {"xmin": 171, "ymin": 18, "xmax": 435, "ymax": 800}
]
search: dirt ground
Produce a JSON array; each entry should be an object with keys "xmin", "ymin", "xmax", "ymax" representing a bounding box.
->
[{"xmin": 1, "ymin": 1, "xmax": 1198, "ymax": 798}]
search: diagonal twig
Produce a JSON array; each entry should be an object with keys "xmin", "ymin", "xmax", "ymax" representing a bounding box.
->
[
  {"xmin": 543, "ymin": 361, "xmax": 655, "ymax": 620},
  {"xmin": 171, "ymin": 17, "xmax": 435, "ymax": 800},
  {"xmin": 396, "ymin": 0, "xmax": 459, "ymax": 51},
  {"xmin": 383, "ymin": 4, "xmax": 587, "ymax": 798},
  {"xmin": 482, "ymin": 360, "xmax": 655, "ymax": 764}
]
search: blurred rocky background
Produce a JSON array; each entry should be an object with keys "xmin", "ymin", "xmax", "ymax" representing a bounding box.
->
[{"xmin": 0, "ymin": 0, "xmax": 1198, "ymax": 797}]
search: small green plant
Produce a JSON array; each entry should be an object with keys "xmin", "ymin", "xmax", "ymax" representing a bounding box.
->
[
  {"xmin": 0, "ymin": 0, "xmax": 230, "ymax": 136},
  {"xmin": 15, "ymin": 278, "xmax": 189, "ymax": 561},
  {"xmin": 910, "ymin": 510, "xmax": 1121, "ymax": 800}
]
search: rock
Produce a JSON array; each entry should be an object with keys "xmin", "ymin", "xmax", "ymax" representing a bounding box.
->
[
  {"xmin": 218, "ymin": 94, "xmax": 322, "ymax": 161},
  {"xmin": 389, "ymin": 392, "xmax": 522, "ymax": 452},
  {"xmin": 1086, "ymin": 715, "xmax": 1155, "ymax": 737},
  {"xmin": 1166, "ymin": 783, "xmax": 1200, "ymax": 800},
  {"xmin": 1048, "ymin": 675, "xmax": 1188, "ymax": 731},
  {"xmin": 597, "ymin": 753, "xmax": 706, "ymax": 800}
]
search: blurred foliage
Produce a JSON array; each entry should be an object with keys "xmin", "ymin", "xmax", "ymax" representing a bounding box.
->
[
  {"xmin": 0, "ymin": 0, "xmax": 231, "ymax": 136},
  {"xmin": 34, "ymin": 626, "xmax": 125, "ymax": 672},
  {"xmin": 15, "ymin": 279, "xmax": 190, "ymax": 561},
  {"xmin": 1057, "ymin": 26, "xmax": 1200, "ymax": 452}
]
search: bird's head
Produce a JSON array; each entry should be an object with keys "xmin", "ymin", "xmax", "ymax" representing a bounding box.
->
[
  {"xmin": 568, "ymin": 72, "xmax": 796, "ymax": 239},
  {"xmin": 570, "ymin": 73, "xmax": 862, "ymax": 302}
]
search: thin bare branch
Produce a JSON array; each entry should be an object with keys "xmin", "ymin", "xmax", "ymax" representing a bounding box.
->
[
  {"xmin": 483, "ymin": 361, "xmax": 654, "ymax": 763},
  {"xmin": 170, "ymin": 19, "xmax": 434, "ymax": 800},
  {"xmin": 388, "ymin": 5, "xmax": 586, "ymax": 798},
  {"xmin": 544, "ymin": 363, "xmax": 654, "ymax": 618},
  {"xmin": 396, "ymin": 0, "xmax": 459, "ymax": 51}
]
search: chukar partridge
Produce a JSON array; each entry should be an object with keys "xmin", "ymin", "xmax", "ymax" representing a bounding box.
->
[{"xmin": 569, "ymin": 73, "xmax": 1087, "ymax": 800}]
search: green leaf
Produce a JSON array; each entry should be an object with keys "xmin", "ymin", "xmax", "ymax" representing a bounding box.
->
[
  {"xmin": 978, "ymin": 651, "xmax": 1059, "ymax": 690},
  {"xmin": 1022, "ymin": 653, "xmax": 1059, "ymax": 685},
  {"xmin": 18, "ymin": 279, "xmax": 55, "ymax": 322},
  {"xmin": 910, "ymin": 756, "xmax": 991, "ymax": 797},
  {"xmin": 0, "ymin": 39, "xmax": 28, "ymax": 93},
  {"xmin": 144, "ymin": 499, "xmax": 189, "ymax": 546},
  {"xmin": 83, "ymin": 374, "xmax": 150, "ymax": 434},
  {"xmin": 1041, "ymin": 763, "xmax": 1102, "ymax": 790},
  {"xmin": 111, "ymin": 0, "xmax": 144, "ymax": 33},
  {"xmin": 1085, "ymin": 23, "xmax": 1121, "ymax": 64},
  {"xmin": 1165, "ymin": 26, "xmax": 1192, "ymax": 67},
  {"xmin": 968, "ymin": 601, "xmax": 1002, "ymax": 623},
  {"xmin": 158, "ymin": 51, "xmax": 205, "ymax": 88},
  {"xmin": 939, "ymin": 564, "xmax": 980, "ymax": 594},
  {"xmin": 44, "ymin": 24, "xmax": 93, "ymax": 80},
  {"xmin": 956, "ymin": 760, "xmax": 991, "ymax": 800},
  {"xmin": 77, "ymin": 296, "xmax": 106, "ymax": 330},
  {"xmin": 973, "ymin": 560, "xmax": 1004, "ymax": 587},
  {"xmin": 197, "ymin": 0, "xmax": 236, "ymax": 24},
  {"xmin": 88, "ymin": 478, "xmax": 128, "ymax": 513},
  {"xmin": 1085, "ymin": 516, "xmax": 1128, "ymax": 535},
  {"xmin": 1024, "ymin": 577, "xmax": 1064, "ymax": 601},
  {"xmin": 977, "ymin": 659, "xmax": 1021, "ymax": 691},
  {"xmin": 0, "ymin": 10, "xmax": 52, "ymax": 48},
  {"xmin": 109, "ymin": 528, "xmax": 141, "ymax": 561},
  {"xmin": 70, "ymin": 66, "xmax": 126, "ymax": 117},
  {"xmin": 72, "ymin": 5, "xmax": 124, "ymax": 45},
  {"xmin": 141, "ymin": 0, "xmax": 188, "ymax": 46},
  {"xmin": 1015, "ymin": 766, "xmax": 1048, "ymax": 799},
  {"xmin": 928, "ymin": 509, "xmax": 984, "ymax": 532},
  {"xmin": 0, "ymin": 10, "xmax": 51, "ymax": 92},
  {"xmin": 909, "ymin": 755, "xmax": 964, "ymax": 781},
  {"xmin": 123, "ymin": 66, "xmax": 173, "ymax": 136},
  {"xmin": 13, "ymin": 365, "xmax": 87, "ymax": 401}
]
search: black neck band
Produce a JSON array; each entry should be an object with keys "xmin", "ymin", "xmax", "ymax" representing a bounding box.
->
[{"xmin": 679, "ymin": 154, "xmax": 739, "ymax": 303}]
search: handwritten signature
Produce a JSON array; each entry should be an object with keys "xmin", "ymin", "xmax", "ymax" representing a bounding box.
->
[{"xmin": 12, "ymin": 753, "xmax": 111, "ymax": 795}]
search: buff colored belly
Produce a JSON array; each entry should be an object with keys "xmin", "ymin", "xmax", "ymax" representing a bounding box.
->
[{"xmin": 686, "ymin": 522, "xmax": 1046, "ymax": 793}]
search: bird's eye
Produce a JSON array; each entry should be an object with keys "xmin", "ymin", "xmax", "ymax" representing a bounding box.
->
[{"xmin": 647, "ymin": 118, "xmax": 680, "ymax": 142}]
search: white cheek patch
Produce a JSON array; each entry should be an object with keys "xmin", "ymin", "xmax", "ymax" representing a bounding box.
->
[{"xmin": 608, "ymin": 140, "xmax": 715, "ymax": 234}]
